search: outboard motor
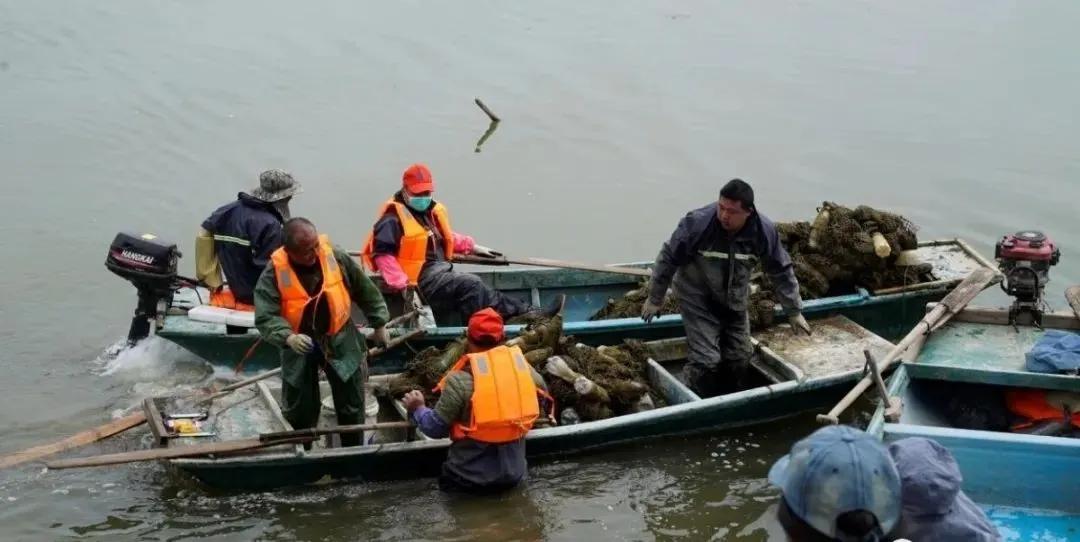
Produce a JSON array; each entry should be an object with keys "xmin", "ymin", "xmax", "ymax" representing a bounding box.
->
[
  {"xmin": 995, "ymin": 230, "xmax": 1060, "ymax": 329},
  {"xmin": 105, "ymin": 232, "xmax": 182, "ymax": 344}
]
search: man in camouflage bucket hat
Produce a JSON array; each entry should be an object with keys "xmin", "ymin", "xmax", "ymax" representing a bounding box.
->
[
  {"xmin": 249, "ymin": 169, "xmax": 303, "ymax": 204},
  {"xmin": 195, "ymin": 169, "xmax": 303, "ymax": 316}
]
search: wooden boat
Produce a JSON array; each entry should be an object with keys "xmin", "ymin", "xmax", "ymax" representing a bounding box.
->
[
  {"xmin": 866, "ymin": 306, "xmax": 1080, "ymax": 540},
  {"xmin": 154, "ymin": 239, "xmax": 994, "ymax": 374},
  {"xmin": 149, "ymin": 312, "xmax": 911, "ymax": 490}
]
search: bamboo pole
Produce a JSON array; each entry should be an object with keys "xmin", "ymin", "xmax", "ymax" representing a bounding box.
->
[{"xmin": 817, "ymin": 267, "xmax": 995, "ymax": 425}]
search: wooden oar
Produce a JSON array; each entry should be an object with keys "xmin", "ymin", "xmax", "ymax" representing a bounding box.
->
[
  {"xmin": 0, "ymin": 413, "xmax": 149, "ymax": 470},
  {"xmin": 816, "ymin": 267, "xmax": 996, "ymax": 425},
  {"xmin": 0, "ymin": 329, "xmax": 425, "ymax": 470},
  {"xmin": 258, "ymin": 421, "xmax": 414, "ymax": 442},
  {"xmin": 346, "ymin": 250, "xmax": 651, "ymax": 278},
  {"xmin": 0, "ymin": 358, "xmax": 296, "ymax": 470},
  {"xmin": 45, "ymin": 437, "xmax": 314, "ymax": 469},
  {"xmin": 455, "ymin": 254, "xmax": 652, "ymax": 278},
  {"xmin": 1066, "ymin": 286, "xmax": 1080, "ymax": 320},
  {"xmin": 46, "ymin": 421, "xmax": 417, "ymax": 469}
]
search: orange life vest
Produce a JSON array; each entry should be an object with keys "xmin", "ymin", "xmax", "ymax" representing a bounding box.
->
[
  {"xmin": 360, "ymin": 199, "xmax": 455, "ymax": 286},
  {"xmin": 434, "ymin": 345, "xmax": 543, "ymax": 444},
  {"xmin": 1005, "ymin": 388, "xmax": 1080, "ymax": 430},
  {"xmin": 208, "ymin": 287, "xmax": 255, "ymax": 312},
  {"xmin": 270, "ymin": 234, "xmax": 352, "ymax": 335}
]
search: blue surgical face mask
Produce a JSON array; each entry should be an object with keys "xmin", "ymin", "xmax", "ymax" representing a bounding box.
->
[{"xmin": 405, "ymin": 195, "xmax": 432, "ymax": 212}]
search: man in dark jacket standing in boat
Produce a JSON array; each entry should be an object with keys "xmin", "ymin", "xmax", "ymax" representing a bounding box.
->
[
  {"xmin": 403, "ymin": 308, "xmax": 550, "ymax": 493},
  {"xmin": 254, "ymin": 218, "xmax": 391, "ymax": 447},
  {"xmin": 196, "ymin": 169, "xmax": 300, "ymax": 311},
  {"xmin": 643, "ymin": 179, "xmax": 810, "ymax": 398}
]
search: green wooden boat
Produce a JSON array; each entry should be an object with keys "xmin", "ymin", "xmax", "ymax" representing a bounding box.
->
[
  {"xmin": 156, "ymin": 312, "xmax": 917, "ymax": 490},
  {"xmin": 151, "ymin": 239, "xmax": 994, "ymax": 374},
  {"xmin": 865, "ymin": 306, "xmax": 1080, "ymax": 540}
]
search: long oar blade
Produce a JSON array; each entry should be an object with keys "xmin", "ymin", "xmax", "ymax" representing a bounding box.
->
[
  {"xmin": 45, "ymin": 437, "xmax": 312, "ymax": 470},
  {"xmin": 0, "ymin": 412, "xmax": 147, "ymax": 470},
  {"xmin": 935, "ymin": 267, "xmax": 997, "ymax": 315}
]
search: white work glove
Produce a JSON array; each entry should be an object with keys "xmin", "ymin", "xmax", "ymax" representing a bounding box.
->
[
  {"xmin": 371, "ymin": 326, "xmax": 391, "ymax": 346},
  {"xmin": 641, "ymin": 299, "xmax": 662, "ymax": 323},
  {"xmin": 285, "ymin": 333, "xmax": 314, "ymax": 354},
  {"xmin": 789, "ymin": 313, "xmax": 812, "ymax": 336},
  {"xmin": 472, "ymin": 244, "xmax": 502, "ymax": 258}
]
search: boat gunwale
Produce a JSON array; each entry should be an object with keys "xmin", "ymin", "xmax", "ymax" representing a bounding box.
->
[
  {"xmin": 170, "ymin": 364, "xmax": 863, "ymax": 469},
  {"xmin": 881, "ymin": 421, "xmax": 1080, "ymax": 452},
  {"xmin": 157, "ymin": 239, "xmax": 987, "ymax": 341}
]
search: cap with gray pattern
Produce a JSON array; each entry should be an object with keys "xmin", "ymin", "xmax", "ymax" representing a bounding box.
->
[{"xmin": 248, "ymin": 169, "xmax": 302, "ymax": 203}]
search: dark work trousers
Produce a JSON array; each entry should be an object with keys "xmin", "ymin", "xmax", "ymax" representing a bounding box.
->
[
  {"xmin": 280, "ymin": 350, "xmax": 366, "ymax": 447},
  {"xmin": 439, "ymin": 438, "xmax": 527, "ymax": 495},
  {"xmin": 419, "ymin": 262, "xmax": 531, "ymax": 321},
  {"xmin": 673, "ymin": 259, "xmax": 753, "ymax": 398}
]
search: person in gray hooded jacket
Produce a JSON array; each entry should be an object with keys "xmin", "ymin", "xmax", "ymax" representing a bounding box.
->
[{"xmin": 888, "ymin": 437, "xmax": 1001, "ymax": 542}]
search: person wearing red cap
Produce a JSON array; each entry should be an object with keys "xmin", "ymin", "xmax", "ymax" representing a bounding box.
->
[
  {"xmin": 361, "ymin": 163, "xmax": 563, "ymax": 322},
  {"xmin": 403, "ymin": 308, "xmax": 552, "ymax": 493}
]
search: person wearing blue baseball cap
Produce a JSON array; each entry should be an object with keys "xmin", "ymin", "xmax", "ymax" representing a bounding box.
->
[{"xmin": 768, "ymin": 425, "xmax": 904, "ymax": 541}]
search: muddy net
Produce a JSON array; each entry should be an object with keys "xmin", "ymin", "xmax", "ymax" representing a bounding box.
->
[
  {"xmin": 387, "ymin": 315, "xmax": 663, "ymax": 425},
  {"xmin": 590, "ymin": 202, "xmax": 931, "ymax": 330}
]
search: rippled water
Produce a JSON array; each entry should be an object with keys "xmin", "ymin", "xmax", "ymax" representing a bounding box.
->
[{"xmin": 2, "ymin": 1, "xmax": 1078, "ymax": 539}]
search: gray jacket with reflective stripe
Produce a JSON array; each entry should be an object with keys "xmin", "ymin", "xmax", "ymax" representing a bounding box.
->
[{"xmin": 649, "ymin": 203, "xmax": 802, "ymax": 313}]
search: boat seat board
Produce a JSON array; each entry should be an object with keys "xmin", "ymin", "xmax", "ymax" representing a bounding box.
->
[
  {"xmin": 912, "ymin": 241, "xmax": 989, "ymax": 283},
  {"xmin": 753, "ymin": 315, "xmax": 894, "ymax": 380},
  {"xmin": 915, "ymin": 322, "xmax": 1080, "ymax": 392},
  {"xmin": 187, "ymin": 305, "xmax": 256, "ymax": 328},
  {"xmin": 882, "ymin": 423, "xmax": 1080, "ymax": 514},
  {"xmin": 647, "ymin": 359, "xmax": 700, "ymax": 404}
]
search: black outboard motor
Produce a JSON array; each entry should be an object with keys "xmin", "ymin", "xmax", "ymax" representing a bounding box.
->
[{"xmin": 105, "ymin": 232, "xmax": 181, "ymax": 344}]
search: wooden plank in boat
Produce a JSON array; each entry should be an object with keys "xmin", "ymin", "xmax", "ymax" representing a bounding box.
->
[
  {"xmin": 948, "ymin": 306, "xmax": 1080, "ymax": 331},
  {"xmin": 753, "ymin": 315, "xmax": 894, "ymax": 380},
  {"xmin": 914, "ymin": 239, "xmax": 997, "ymax": 283},
  {"xmin": 143, "ymin": 398, "xmax": 169, "ymax": 447}
]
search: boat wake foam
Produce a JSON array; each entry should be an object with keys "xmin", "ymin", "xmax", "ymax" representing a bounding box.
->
[{"xmin": 94, "ymin": 338, "xmax": 218, "ymax": 401}]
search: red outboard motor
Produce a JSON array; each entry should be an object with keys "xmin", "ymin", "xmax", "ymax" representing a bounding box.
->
[{"xmin": 994, "ymin": 230, "xmax": 1060, "ymax": 328}]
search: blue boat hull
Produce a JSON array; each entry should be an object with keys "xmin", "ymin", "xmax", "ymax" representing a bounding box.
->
[{"xmin": 867, "ymin": 308, "xmax": 1080, "ymax": 541}]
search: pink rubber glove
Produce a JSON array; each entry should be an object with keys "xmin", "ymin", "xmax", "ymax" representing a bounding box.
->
[
  {"xmin": 452, "ymin": 232, "xmax": 476, "ymax": 255},
  {"xmin": 373, "ymin": 254, "xmax": 408, "ymax": 292}
]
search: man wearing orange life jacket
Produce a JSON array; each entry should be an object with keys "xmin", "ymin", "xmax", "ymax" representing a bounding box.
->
[
  {"xmin": 403, "ymin": 308, "xmax": 552, "ymax": 493},
  {"xmin": 361, "ymin": 163, "xmax": 562, "ymax": 322},
  {"xmin": 254, "ymin": 218, "xmax": 390, "ymax": 447}
]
